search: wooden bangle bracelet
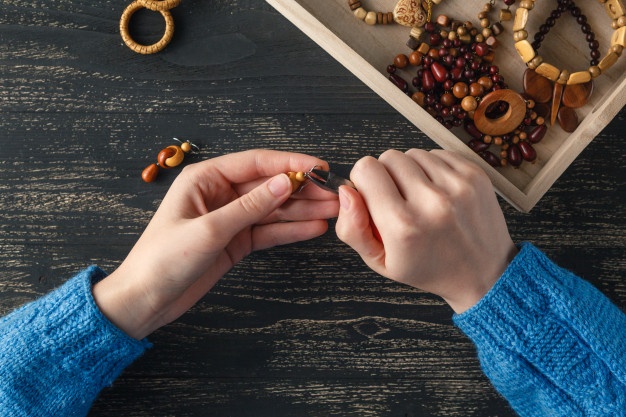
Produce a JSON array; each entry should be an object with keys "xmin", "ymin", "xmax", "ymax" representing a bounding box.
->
[{"xmin": 120, "ymin": 0, "xmax": 175, "ymax": 54}]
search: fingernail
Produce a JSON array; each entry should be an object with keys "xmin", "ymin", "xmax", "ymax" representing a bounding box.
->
[
  {"xmin": 338, "ymin": 187, "xmax": 351, "ymax": 210},
  {"xmin": 268, "ymin": 174, "xmax": 290, "ymax": 197}
]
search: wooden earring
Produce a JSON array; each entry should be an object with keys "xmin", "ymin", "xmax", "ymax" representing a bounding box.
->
[{"xmin": 141, "ymin": 138, "xmax": 199, "ymax": 183}]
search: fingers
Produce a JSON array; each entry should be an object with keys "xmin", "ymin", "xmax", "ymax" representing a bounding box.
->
[
  {"xmin": 193, "ymin": 149, "xmax": 329, "ymax": 185},
  {"xmin": 252, "ymin": 220, "xmax": 329, "ymax": 251},
  {"xmin": 203, "ymin": 173, "xmax": 293, "ymax": 246},
  {"xmin": 258, "ymin": 199, "xmax": 340, "ymax": 225},
  {"xmin": 335, "ymin": 185, "xmax": 386, "ymax": 274}
]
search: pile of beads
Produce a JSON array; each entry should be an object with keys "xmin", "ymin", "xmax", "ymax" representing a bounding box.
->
[
  {"xmin": 386, "ymin": 16, "xmax": 547, "ymax": 167},
  {"xmin": 513, "ymin": 0, "xmax": 626, "ymax": 85}
]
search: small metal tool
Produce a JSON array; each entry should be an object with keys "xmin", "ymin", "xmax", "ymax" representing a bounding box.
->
[{"xmin": 304, "ymin": 167, "xmax": 356, "ymax": 194}]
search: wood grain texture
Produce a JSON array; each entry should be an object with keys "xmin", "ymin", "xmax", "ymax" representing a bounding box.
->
[{"xmin": 0, "ymin": 1, "xmax": 624, "ymax": 416}]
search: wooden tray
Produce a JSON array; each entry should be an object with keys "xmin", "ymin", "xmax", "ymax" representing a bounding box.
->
[{"xmin": 266, "ymin": 0, "xmax": 626, "ymax": 212}]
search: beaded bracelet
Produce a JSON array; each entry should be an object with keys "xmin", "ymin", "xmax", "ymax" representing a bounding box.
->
[{"xmin": 512, "ymin": 0, "xmax": 626, "ymax": 85}]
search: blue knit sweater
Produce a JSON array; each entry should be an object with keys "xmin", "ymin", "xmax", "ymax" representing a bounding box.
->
[{"xmin": 0, "ymin": 243, "xmax": 624, "ymax": 416}]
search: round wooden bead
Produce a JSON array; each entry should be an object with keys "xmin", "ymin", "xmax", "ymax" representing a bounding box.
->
[
  {"xmin": 394, "ymin": 54, "xmax": 409, "ymax": 68},
  {"xmin": 452, "ymin": 82, "xmax": 469, "ymax": 98},
  {"xmin": 461, "ymin": 96, "xmax": 478, "ymax": 111}
]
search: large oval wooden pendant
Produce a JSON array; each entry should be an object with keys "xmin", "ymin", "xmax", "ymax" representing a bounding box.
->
[{"xmin": 473, "ymin": 89, "xmax": 528, "ymax": 136}]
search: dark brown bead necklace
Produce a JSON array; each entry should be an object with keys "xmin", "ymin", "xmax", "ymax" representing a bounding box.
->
[{"xmin": 531, "ymin": 0, "xmax": 600, "ymax": 67}]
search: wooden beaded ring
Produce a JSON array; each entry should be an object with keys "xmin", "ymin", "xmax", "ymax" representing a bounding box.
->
[
  {"xmin": 139, "ymin": 0, "xmax": 181, "ymax": 11},
  {"xmin": 513, "ymin": 0, "xmax": 626, "ymax": 85},
  {"xmin": 120, "ymin": 0, "xmax": 175, "ymax": 54}
]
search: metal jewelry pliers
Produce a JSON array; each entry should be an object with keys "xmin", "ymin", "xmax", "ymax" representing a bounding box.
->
[{"xmin": 304, "ymin": 167, "xmax": 356, "ymax": 194}]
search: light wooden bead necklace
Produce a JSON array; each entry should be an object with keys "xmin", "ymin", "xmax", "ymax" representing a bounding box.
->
[
  {"xmin": 513, "ymin": 0, "xmax": 626, "ymax": 85},
  {"xmin": 348, "ymin": 0, "xmax": 444, "ymax": 27}
]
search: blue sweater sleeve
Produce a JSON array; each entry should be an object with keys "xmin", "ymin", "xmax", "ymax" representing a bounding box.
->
[
  {"xmin": 0, "ymin": 266, "xmax": 151, "ymax": 416},
  {"xmin": 453, "ymin": 242, "xmax": 626, "ymax": 417}
]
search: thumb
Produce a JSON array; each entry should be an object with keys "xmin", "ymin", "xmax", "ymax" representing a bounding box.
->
[
  {"xmin": 208, "ymin": 173, "xmax": 292, "ymax": 242},
  {"xmin": 335, "ymin": 186, "xmax": 385, "ymax": 272}
]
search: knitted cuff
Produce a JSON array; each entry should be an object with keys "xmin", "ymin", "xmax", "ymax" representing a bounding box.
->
[{"xmin": 0, "ymin": 266, "xmax": 151, "ymax": 416}]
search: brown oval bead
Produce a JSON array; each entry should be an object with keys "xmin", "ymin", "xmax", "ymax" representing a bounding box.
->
[
  {"xmin": 422, "ymin": 70, "xmax": 435, "ymax": 91},
  {"xmin": 141, "ymin": 163, "xmax": 159, "ymax": 183},
  {"xmin": 464, "ymin": 122, "xmax": 483, "ymax": 139},
  {"xmin": 507, "ymin": 144, "xmax": 523, "ymax": 167},
  {"xmin": 461, "ymin": 96, "xmax": 478, "ymax": 112},
  {"xmin": 469, "ymin": 82, "xmax": 484, "ymax": 97},
  {"xmin": 389, "ymin": 73, "xmax": 409, "ymax": 92},
  {"xmin": 409, "ymin": 51, "xmax": 423, "ymax": 66},
  {"xmin": 468, "ymin": 139, "xmax": 490, "ymax": 153},
  {"xmin": 519, "ymin": 141, "xmax": 537, "ymax": 162},
  {"xmin": 394, "ymin": 54, "xmax": 409, "ymax": 68},
  {"xmin": 557, "ymin": 106, "xmax": 579, "ymax": 133},
  {"xmin": 477, "ymin": 76, "xmax": 493, "ymax": 90},
  {"xmin": 411, "ymin": 91, "xmax": 426, "ymax": 107},
  {"xmin": 431, "ymin": 62, "xmax": 448, "ymax": 83},
  {"xmin": 452, "ymin": 82, "xmax": 469, "ymax": 99},
  {"xmin": 528, "ymin": 124, "xmax": 547, "ymax": 143},
  {"xmin": 440, "ymin": 92, "xmax": 455, "ymax": 107},
  {"xmin": 480, "ymin": 151, "xmax": 501, "ymax": 167}
]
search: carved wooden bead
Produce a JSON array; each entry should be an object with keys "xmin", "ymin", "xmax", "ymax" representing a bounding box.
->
[{"xmin": 393, "ymin": 0, "xmax": 427, "ymax": 27}]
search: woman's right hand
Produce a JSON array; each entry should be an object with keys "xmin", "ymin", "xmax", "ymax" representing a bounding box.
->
[{"xmin": 335, "ymin": 149, "xmax": 518, "ymax": 313}]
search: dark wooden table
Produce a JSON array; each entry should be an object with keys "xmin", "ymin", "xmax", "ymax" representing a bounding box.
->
[{"xmin": 1, "ymin": 1, "xmax": 624, "ymax": 416}]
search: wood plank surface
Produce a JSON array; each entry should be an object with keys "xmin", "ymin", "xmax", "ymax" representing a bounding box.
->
[{"xmin": 0, "ymin": 1, "xmax": 624, "ymax": 416}]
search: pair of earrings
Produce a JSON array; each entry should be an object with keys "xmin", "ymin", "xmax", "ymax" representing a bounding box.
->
[{"xmin": 141, "ymin": 138, "xmax": 200, "ymax": 183}]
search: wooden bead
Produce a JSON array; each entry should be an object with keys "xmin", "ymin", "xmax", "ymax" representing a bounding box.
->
[
  {"xmin": 393, "ymin": 0, "xmax": 427, "ymax": 27},
  {"xmin": 535, "ymin": 62, "xmax": 560, "ymax": 82},
  {"xmin": 411, "ymin": 91, "xmax": 426, "ymax": 106},
  {"xmin": 567, "ymin": 71, "xmax": 592, "ymax": 85},
  {"xmin": 589, "ymin": 65, "xmax": 602, "ymax": 78},
  {"xmin": 477, "ymin": 76, "xmax": 493, "ymax": 90},
  {"xmin": 417, "ymin": 42, "xmax": 430, "ymax": 55},
  {"xmin": 513, "ymin": 7, "xmax": 529, "ymax": 32},
  {"xmin": 461, "ymin": 96, "xmax": 478, "ymax": 111},
  {"xmin": 618, "ymin": 16, "xmax": 626, "ymax": 27},
  {"xmin": 452, "ymin": 82, "xmax": 469, "ymax": 98},
  {"xmin": 514, "ymin": 30, "xmax": 528, "ymax": 42},
  {"xmin": 436, "ymin": 14, "xmax": 451, "ymax": 27},
  {"xmin": 523, "ymin": 68, "xmax": 553, "ymax": 103},
  {"xmin": 409, "ymin": 51, "xmax": 423, "ymax": 65},
  {"xmin": 557, "ymin": 69, "xmax": 570, "ymax": 85},
  {"xmin": 469, "ymin": 82, "xmax": 484, "ymax": 97},
  {"xmin": 364, "ymin": 11, "xmax": 377, "ymax": 25},
  {"xmin": 562, "ymin": 81, "xmax": 594, "ymax": 108},
  {"xmin": 551, "ymin": 83, "xmax": 564, "ymax": 126},
  {"xmin": 354, "ymin": 7, "xmax": 367, "ymax": 20},
  {"xmin": 142, "ymin": 163, "xmax": 159, "ymax": 183},
  {"xmin": 158, "ymin": 145, "xmax": 184, "ymax": 168},
  {"xmin": 349, "ymin": 1, "xmax": 361, "ymax": 11},
  {"xmin": 611, "ymin": 44, "xmax": 624, "ymax": 55},
  {"xmin": 394, "ymin": 54, "xmax": 409, "ymax": 68},
  {"xmin": 181, "ymin": 142, "xmax": 192, "ymax": 153},
  {"xmin": 491, "ymin": 22, "xmax": 504, "ymax": 36},
  {"xmin": 499, "ymin": 9, "xmax": 513, "ymax": 21},
  {"xmin": 605, "ymin": 0, "xmax": 626, "ymax": 20},
  {"xmin": 528, "ymin": 56, "xmax": 543, "ymax": 70},
  {"xmin": 611, "ymin": 26, "xmax": 626, "ymax": 47},
  {"xmin": 557, "ymin": 106, "xmax": 579, "ymax": 133},
  {"xmin": 599, "ymin": 51, "xmax": 619, "ymax": 72},
  {"xmin": 410, "ymin": 27, "xmax": 424, "ymax": 40},
  {"xmin": 515, "ymin": 40, "xmax": 536, "ymax": 63},
  {"xmin": 519, "ymin": 0, "xmax": 534, "ymax": 10},
  {"xmin": 474, "ymin": 90, "xmax": 528, "ymax": 136}
]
